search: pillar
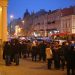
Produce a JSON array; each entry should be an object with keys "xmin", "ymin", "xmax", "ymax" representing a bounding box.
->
[
  {"xmin": 0, "ymin": 7, "xmax": 2, "ymax": 41},
  {"xmin": 0, "ymin": 0, "xmax": 8, "ymax": 43},
  {"xmin": 0, "ymin": 0, "xmax": 8, "ymax": 60},
  {"xmin": 2, "ymin": 6, "xmax": 8, "ymax": 42}
]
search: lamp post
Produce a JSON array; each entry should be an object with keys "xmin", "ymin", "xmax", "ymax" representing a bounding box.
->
[
  {"xmin": 22, "ymin": 20, "xmax": 25, "ymax": 36},
  {"xmin": 46, "ymin": 14, "xmax": 48, "ymax": 37},
  {"xmin": 22, "ymin": 20, "xmax": 24, "ymax": 24},
  {"xmin": 10, "ymin": 15, "xmax": 14, "ymax": 37}
]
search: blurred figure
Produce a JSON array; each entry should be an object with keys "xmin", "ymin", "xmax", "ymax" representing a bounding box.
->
[
  {"xmin": 46, "ymin": 43, "xmax": 53, "ymax": 69},
  {"xmin": 27, "ymin": 41, "xmax": 32, "ymax": 57},
  {"xmin": 3, "ymin": 41, "xmax": 12, "ymax": 66},
  {"xmin": 11, "ymin": 39, "xmax": 19, "ymax": 65},
  {"xmin": 22, "ymin": 41, "xmax": 27, "ymax": 58},
  {"xmin": 59, "ymin": 42, "xmax": 66, "ymax": 70},
  {"xmin": 65, "ymin": 41, "xmax": 75, "ymax": 75},
  {"xmin": 31, "ymin": 40, "xmax": 38, "ymax": 61},
  {"xmin": 39, "ymin": 41, "xmax": 46, "ymax": 62},
  {"xmin": 52, "ymin": 41, "xmax": 60, "ymax": 69}
]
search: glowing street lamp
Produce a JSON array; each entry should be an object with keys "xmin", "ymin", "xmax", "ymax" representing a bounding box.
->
[
  {"xmin": 10, "ymin": 15, "xmax": 14, "ymax": 37},
  {"xmin": 10, "ymin": 15, "xmax": 14, "ymax": 19},
  {"xmin": 22, "ymin": 20, "xmax": 25, "ymax": 26},
  {"xmin": 22, "ymin": 20, "xmax": 24, "ymax": 24}
]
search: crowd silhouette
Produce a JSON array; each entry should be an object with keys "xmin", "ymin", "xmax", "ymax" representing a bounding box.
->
[{"xmin": 3, "ymin": 38, "xmax": 75, "ymax": 75}]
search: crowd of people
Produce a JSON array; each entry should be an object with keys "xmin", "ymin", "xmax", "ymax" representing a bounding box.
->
[{"xmin": 2, "ymin": 38, "xmax": 75, "ymax": 75}]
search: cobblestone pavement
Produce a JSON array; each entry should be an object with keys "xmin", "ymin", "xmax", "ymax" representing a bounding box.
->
[{"xmin": 0, "ymin": 58, "xmax": 67, "ymax": 75}]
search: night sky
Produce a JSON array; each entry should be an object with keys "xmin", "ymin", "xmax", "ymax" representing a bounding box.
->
[{"xmin": 8, "ymin": 0, "xmax": 75, "ymax": 22}]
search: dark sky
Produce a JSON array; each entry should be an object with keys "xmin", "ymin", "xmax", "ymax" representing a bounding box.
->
[{"xmin": 8, "ymin": 0, "xmax": 75, "ymax": 22}]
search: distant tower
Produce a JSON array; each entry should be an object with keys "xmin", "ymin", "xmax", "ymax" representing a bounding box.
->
[
  {"xmin": 23, "ymin": 9, "xmax": 30, "ymax": 19},
  {"xmin": 0, "ymin": 0, "xmax": 8, "ymax": 43}
]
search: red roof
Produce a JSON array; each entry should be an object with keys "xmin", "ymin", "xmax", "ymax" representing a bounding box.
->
[{"xmin": 51, "ymin": 32, "xmax": 69, "ymax": 36}]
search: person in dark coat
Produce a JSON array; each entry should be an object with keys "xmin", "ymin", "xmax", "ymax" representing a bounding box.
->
[
  {"xmin": 52, "ymin": 41, "xmax": 60, "ymax": 69},
  {"xmin": 65, "ymin": 42, "xmax": 75, "ymax": 75},
  {"xmin": 31, "ymin": 41, "xmax": 38, "ymax": 61},
  {"xmin": 3, "ymin": 41, "xmax": 12, "ymax": 66},
  {"xmin": 39, "ymin": 41, "xmax": 46, "ymax": 62},
  {"xmin": 22, "ymin": 41, "xmax": 27, "ymax": 58},
  {"xmin": 18, "ymin": 42, "xmax": 22, "ymax": 58},
  {"xmin": 11, "ymin": 39, "xmax": 19, "ymax": 65},
  {"xmin": 59, "ymin": 42, "xmax": 66, "ymax": 70}
]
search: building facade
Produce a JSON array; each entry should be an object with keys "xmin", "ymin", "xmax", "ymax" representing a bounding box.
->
[
  {"xmin": 29, "ymin": 6, "xmax": 75, "ymax": 37},
  {"xmin": 9, "ymin": 6, "xmax": 75, "ymax": 38},
  {"xmin": 29, "ymin": 9, "xmax": 62, "ymax": 37},
  {"xmin": 0, "ymin": 0, "xmax": 8, "ymax": 42},
  {"xmin": 61, "ymin": 15, "xmax": 75, "ymax": 34}
]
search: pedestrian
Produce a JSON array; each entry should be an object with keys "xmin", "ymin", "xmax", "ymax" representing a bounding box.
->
[
  {"xmin": 11, "ymin": 39, "xmax": 19, "ymax": 65},
  {"xmin": 3, "ymin": 41, "xmax": 12, "ymax": 66},
  {"xmin": 65, "ymin": 42, "xmax": 75, "ymax": 75},
  {"xmin": 59, "ymin": 42, "xmax": 66, "ymax": 70},
  {"xmin": 46, "ymin": 43, "xmax": 53, "ymax": 69},
  {"xmin": 39, "ymin": 41, "xmax": 46, "ymax": 62},
  {"xmin": 52, "ymin": 41, "xmax": 60, "ymax": 69},
  {"xmin": 31, "ymin": 41, "xmax": 38, "ymax": 61}
]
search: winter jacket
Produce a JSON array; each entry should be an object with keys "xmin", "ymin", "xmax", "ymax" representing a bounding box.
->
[{"xmin": 46, "ymin": 48, "xmax": 52, "ymax": 59}]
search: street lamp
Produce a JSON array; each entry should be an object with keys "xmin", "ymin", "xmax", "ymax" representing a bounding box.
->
[
  {"xmin": 22, "ymin": 20, "xmax": 24, "ymax": 24},
  {"xmin": 10, "ymin": 15, "xmax": 14, "ymax": 37},
  {"xmin": 10, "ymin": 15, "xmax": 14, "ymax": 19}
]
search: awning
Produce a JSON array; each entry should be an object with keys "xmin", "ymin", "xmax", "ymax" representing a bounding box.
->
[{"xmin": 51, "ymin": 32, "xmax": 70, "ymax": 36}]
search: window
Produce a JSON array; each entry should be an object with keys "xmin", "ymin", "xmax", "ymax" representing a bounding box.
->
[{"xmin": 72, "ymin": 28, "xmax": 75, "ymax": 33}]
